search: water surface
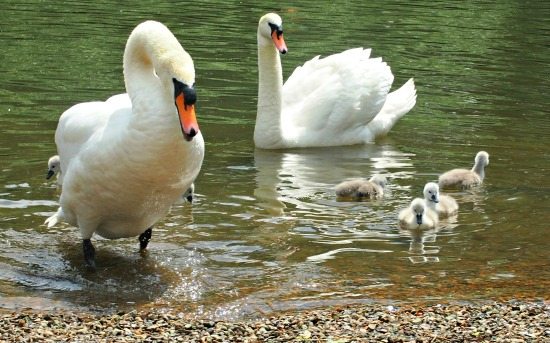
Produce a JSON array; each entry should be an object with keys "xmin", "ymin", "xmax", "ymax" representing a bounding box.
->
[{"xmin": 1, "ymin": 1, "xmax": 549, "ymax": 319}]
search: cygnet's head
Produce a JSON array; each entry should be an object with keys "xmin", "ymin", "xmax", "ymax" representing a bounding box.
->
[
  {"xmin": 411, "ymin": 198, "xmax": 427, "ymax": 224},
  {"xmin": 369, "ymin": 174, "xmax": 387, "ymax": 188},
  {"xmin": 46, "ymin": 155, "xmax": 60, "ymax": 180},
  {"xmin": 423, "ymin": 182, "xmax": 440, "ymax": 204},
  {"xmin": 475, "ymin": 151, "xmax": 489, "ymax": 167}
]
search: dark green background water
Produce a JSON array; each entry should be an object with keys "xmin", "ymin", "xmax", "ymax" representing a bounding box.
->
[{"xmin": 1, "ymin": 1, "xmax": 549, "ymax": 319}]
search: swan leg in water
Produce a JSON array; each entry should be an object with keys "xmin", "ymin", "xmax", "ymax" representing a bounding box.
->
[
  {"xmin": 138, "ymin": 227, "xmax": 153, "ymax": 251},
  {"xmin": 83, "ymin": 239, "xmax": 96, "ymax": 269}
]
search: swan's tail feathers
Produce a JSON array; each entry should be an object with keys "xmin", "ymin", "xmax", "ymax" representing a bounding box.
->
[
  {"xmin": 44, "ymin": 207, "xmax": 64, "ymax": 228},
  {"xmin": 369, "ymin": 78, "xmax": 417, "ymax": 138}
]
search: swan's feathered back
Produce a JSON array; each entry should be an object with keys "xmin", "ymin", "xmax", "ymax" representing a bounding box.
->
[{"xmin": 283, "ymin": 48, "xmax": 393, "ymax": 131}]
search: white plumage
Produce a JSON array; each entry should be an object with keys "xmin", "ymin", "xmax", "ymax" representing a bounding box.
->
[
  {"xmin": 45, "ymin": 21, "xmax": 204, "ymax": 267},
  {"xmin": 254, "ymin": 13, "xmax": 417, "ymax": 149}
]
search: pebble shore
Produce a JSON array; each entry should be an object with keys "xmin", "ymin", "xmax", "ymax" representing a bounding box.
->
[{"xmin": 1, "ymin": 301, "xmax": 548, "ymax": 342}]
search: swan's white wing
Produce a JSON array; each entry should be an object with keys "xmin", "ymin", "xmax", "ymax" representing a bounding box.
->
[
  {"xmin": 367, "ymin": 78, "xmax": 416, "ymax": 137},
  {"xmin": 282, "ymin": 48, "xmax": 393, "ymax": 138},
  {"xmin": 54, "ymin": 95, "xmax": 128, "ymax": 183}
]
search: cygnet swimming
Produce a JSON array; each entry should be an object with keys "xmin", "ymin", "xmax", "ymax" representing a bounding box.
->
[
  {"xmin": 46, "ymin": 155, "xmax": 61, "ymax": 182},
  {"xmin": 335, "ymin": 174, "xmax": 387, "ymax": 199},
  {"xmin": 423, "ymin": 182, "xmax": 458, "ymax": 217},
  {"xmin": 398, "ymin": 198, "xmax": 438, "ymax": 230},
  {"xmin": 438, "ymin": 151, "xmax": 489, "ymax": 189}
]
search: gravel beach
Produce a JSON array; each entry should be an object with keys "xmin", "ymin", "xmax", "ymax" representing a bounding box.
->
[{"xmin": 1, "ymin": 301, "xmax": 548, "ymax": 342}]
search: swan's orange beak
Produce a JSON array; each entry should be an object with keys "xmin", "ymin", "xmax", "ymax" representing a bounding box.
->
[
  {"xmin": 175, "ymin": 93, "xmax": 199, "ymax": 141},
  {"xmin": 271, "ymin": 31, "xmax": 288, "ymax": 54}
]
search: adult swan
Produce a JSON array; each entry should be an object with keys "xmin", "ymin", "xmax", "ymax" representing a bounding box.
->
[
  {"xmin": 255, "ymin": 13, "xmax": 417, "ymax": 149},
  {"xmin": 45, "ymin": 21, "xmax": 205, "ymax": 268}
]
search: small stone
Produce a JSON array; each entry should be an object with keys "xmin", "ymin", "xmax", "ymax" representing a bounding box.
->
[{"xmin": 300, "ymin": 329, "xmax": 312, "ymax": 339}]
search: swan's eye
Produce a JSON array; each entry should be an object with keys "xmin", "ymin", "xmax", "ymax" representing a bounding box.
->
[
  {"xmin": 173, "ymin": 78, "xmax": 197, "ymax": 107},
  {"xmin": 268, "ymin": 22, "xmax": 283, "ymax": 38},
  {"xmin": 183, "ymin": 85, "xmax": 197, "ymax": 107}
]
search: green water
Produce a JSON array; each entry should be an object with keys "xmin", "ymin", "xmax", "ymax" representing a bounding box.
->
[{"xmin": 0, "ymin": 1, "xmax": 549, "ymax": 318}]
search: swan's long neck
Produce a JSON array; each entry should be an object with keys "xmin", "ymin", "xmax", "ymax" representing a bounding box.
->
[
  {"xmin": 123, "ymin": 29, "xmax": 166, "ymax": 115},
  {"xmin": 255, "ymin": 36, "xmax": 284, "ymax": 149},
  {"xmin": 119, "ymin": 22, "xmax": 200, "ymax": 174},
  {"xmin": 472, "ymin": 161, "xmax": 485, "ymax": 180}
]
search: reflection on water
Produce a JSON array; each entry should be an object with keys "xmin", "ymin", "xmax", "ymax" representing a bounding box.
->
[
  {"xmin": 0, "ymin": 0, "xmax": 549, "ymax": 319},
  {"xmin": 401, "ymin": 216, "xmax": 459, "ymax": 264}
]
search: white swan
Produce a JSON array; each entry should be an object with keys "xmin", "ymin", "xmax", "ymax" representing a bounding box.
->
[
  {"xmin": 398, "ymin": 198, "xmax": 438, "ymax": 230},
  {"xmin": 438, "ymin": 151, "xmax": 489, "ymax": 189},
  {"xmin": 254, "ymin": 13, "xmax": 417, "ymax": 149},
  {"xmin": 423, "ymin": 182, "xmax": 458, "ymax": 217},
  {"xmin": 46, "ymin": 155, "xmax": 61, "ymax": 182},
  {"xmin": 45, "ymin": 21, "xmax": 204, "ymax": 268},
  {"xmin": 335, "ymin": 174, "xmax": 387, "ymax": 199}
]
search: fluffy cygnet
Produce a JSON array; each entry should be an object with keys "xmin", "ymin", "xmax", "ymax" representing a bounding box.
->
[
  {"xmin": 438, "ymin": 151, "xmax": 489, "ymax": 189},
  {"xmin": 46, "ymin": 155, "xmax": 61, "ymax": 181},
  {"xmin": 335, "ymin": 174, "xmax": 387, "ymax": 199},
  {"xmin": 398, "ymin": 198, "xmax": 438, "ymax": 230},
  {"xmin": 423, "ymin": 182, "xmax": 458, "ymax": 217}
]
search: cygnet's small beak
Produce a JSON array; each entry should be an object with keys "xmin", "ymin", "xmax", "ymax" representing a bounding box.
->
[
  {"xmin": 46, "ymin": 170, "xmax": 55, "ymax": 180},
  {"xmin": 416, "ymin": 214, "xmax": 423, "ymax": 225},
  {"xmin": 431, "ymin": 195, "xmax": 439, "ymax": 203}
]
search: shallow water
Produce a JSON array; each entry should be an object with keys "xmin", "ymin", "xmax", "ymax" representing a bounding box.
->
[{"xmin": 0, "ymin": 1, "xmax": 549, "ymax": 319}]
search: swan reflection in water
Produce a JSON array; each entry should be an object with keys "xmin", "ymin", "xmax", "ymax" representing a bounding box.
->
[
  {"xmin": 253, "ymin": 143, "xmax": 419, "ymax": 263},
  {"xmin": 253, "ymin": 143, "xmax": 415, "ymax": 216},
  {"xmin": 401, "ymin": 227, "xmax": 441, "ymax": 264}
]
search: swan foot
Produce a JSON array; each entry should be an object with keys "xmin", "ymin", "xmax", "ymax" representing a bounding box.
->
[
  {"xmin": 139, "ymin": 227, "xmax": 153, "ymax": 251},
  {"xmin": 83, "ymin": 239, "xmax": 96, "ymax": 269}
]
